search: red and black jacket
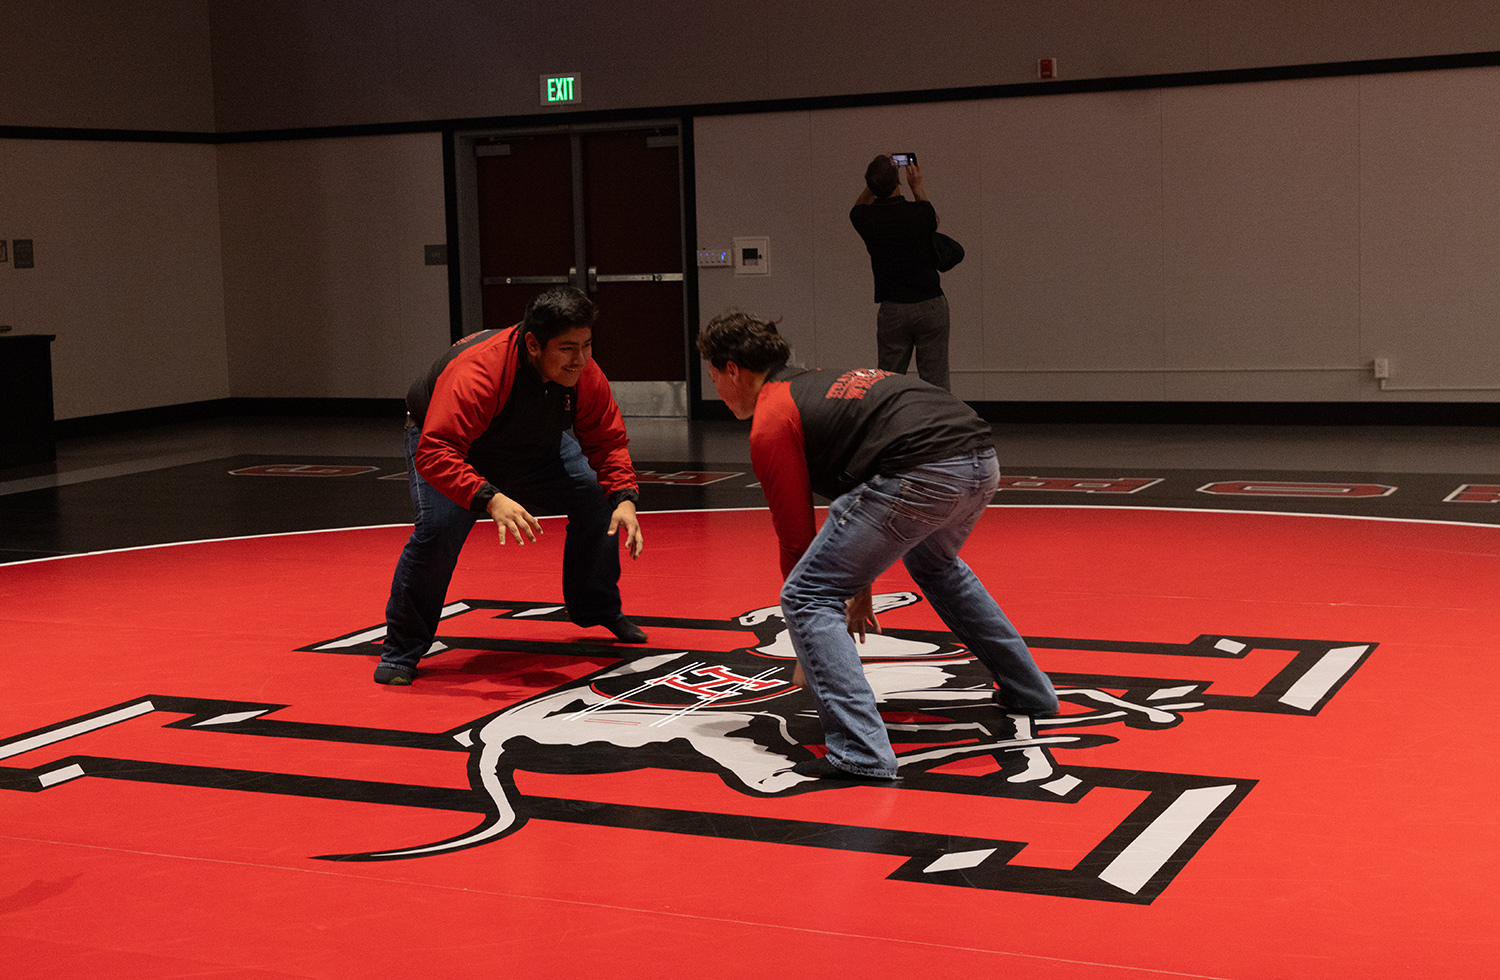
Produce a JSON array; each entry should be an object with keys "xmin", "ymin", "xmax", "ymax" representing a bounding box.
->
[
  {"xmin": 749, "ymin": 364, "xmax": 991, "ymax": 577},
  {"xmin": 407, "ymin": 325, "xmax": 638, "ymax": 512}
]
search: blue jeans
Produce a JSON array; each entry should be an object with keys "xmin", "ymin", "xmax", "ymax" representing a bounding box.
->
[
  {"xmin": 780, "ymin": 448, "xmax": 1057, "ymax": 777},
  {"xmin": 379, "ymin": 423, "xmax": 622, "ymax": 673}
]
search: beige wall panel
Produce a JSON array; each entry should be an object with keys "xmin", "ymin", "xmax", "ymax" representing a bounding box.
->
[
  {"xmin": 1162, "ymin": 371, "xmax": 1368, "ymax": 402},
  {"xmin": 389, "ymin": 136, "xmax": 458, "ymax": 378},
  {"xmin": 694, "ymin": 112, "xmax": 818, "ymax": 400},
  {"xmin": 696, "ymin": 102, "xmax": 987, "ymax": 399},
  {"xmin": 1359, "ymin": 67, "xmax": 1500, "ymax": 398},
  {"xmin": 995, "ymin": 370, "xmax": 1374, "ymax": 402},
  {"xmin": 0, "ymin": 1, "xmax": 214, "ymax": 130},
  {"xmin": 0, "ymin": 140, "xmax": 227, "ymax": 419},
  {"xmin": 694, "ymin": 65, "xmax": 1500, "ymax": 406},
  {"xmin": 984, "ymin": 372, "xmax": 1166, "ymax": 402},
  {"xmin": 217, "ymin": 133, "xmax": 449, "ymax": 399},
  {"xmin": 810, "ymin": 101, "xmax": 984, "ymax": 384},
  {"xmin": 977, "ymin": 88, "xmax": 1165, "ymax": 402},
  {"xmin": 1161, "ymin": 78, "xmax": 1361, "ymax": 374}
]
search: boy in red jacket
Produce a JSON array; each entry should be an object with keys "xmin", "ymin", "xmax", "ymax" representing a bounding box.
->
[{"xmin": 376, "ymin": 287, "xmax": 645, "ymax": 685}]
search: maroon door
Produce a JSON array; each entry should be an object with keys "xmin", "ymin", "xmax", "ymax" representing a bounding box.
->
[
  {"xmin": 476, "ymin": 128, "xmax": 684, "ymax": 385},
  {"xmin": 580, "ymin": 130, "xmax": 684, "ymax": 382},
  {"xmin": 477, "ymin": 135, "xmax": 575, "ymax": 332}
]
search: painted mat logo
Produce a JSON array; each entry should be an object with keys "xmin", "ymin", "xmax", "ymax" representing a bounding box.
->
[{"xmin": 0, "ymin": 597, "xmax": 1373, "ymax": 905}]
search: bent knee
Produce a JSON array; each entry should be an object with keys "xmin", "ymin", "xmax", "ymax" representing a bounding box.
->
[{"xmin": 778, "ymin": 581, "xmax": 845, "ymax": 622}]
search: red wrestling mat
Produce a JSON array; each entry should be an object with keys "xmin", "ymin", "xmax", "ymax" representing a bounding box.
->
[{"xmin": 2, "ymin": 507, "xmax": 1497, "ymax": 979}]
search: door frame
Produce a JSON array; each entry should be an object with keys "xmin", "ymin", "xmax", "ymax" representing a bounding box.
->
[{"xmin": 449, "ymin": 119, "xmax": 695, "ymax": 417}]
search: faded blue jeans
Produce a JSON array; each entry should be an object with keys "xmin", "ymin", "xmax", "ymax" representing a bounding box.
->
[
  {"xmin": 780, "ymin": 448, "xmax": 1057, "ymax": 777},
  {"xmin": 379, "ymin": 423, "xmax": 622, "ymax": 675}
]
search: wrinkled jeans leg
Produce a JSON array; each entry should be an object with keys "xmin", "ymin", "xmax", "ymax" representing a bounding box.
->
[
  {"xmin": 503, "ymin": 433, "xmax": 621, "ymax": 626},
  {"xmin": 900, "ymin": 452, "xmax": 1058, "ymax": 714},
  {"xmin": 380, "ymin": 424, "xmax": 477, "ymax": 673},
  {"xmin": 780, "ymin": 474, "xmax": 940, "ymax": 778},
  {"xmin": 559, "ymin": 435, "xmax": 624, "ymax": 625},
  {"xmin": 779, "ymin": 450, "xmax": 1055, "ymax": 774}
]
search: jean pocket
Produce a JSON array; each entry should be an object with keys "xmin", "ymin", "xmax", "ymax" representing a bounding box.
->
[
  {"xmin": 827, "ymin": 484, "xmax": 866, "ymax": 526},
  {"xmin": 882, "ymin": 476, "xmax": 963, "ymax": 541}
]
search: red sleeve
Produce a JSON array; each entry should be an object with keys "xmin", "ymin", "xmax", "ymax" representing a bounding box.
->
[
  {"xmin": 572, "ymin": 362, "xmax": 638, "ymax": 498},
  {"xmin": 414, "ymin": 330, "xmax": 517, "ymax": 509},
  {"xmin": 749, "ymin": 381, "xmax": 815, "ymax": 578}
]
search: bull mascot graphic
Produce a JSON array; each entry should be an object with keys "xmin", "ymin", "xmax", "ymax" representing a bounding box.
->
[{"xmin": 0, "ymin": 594, "xmax": 1373, "ymax": 904}]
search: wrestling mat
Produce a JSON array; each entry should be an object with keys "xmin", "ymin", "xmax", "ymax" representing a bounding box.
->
[{"xmin": 2, "ymin": 470, "xmax": 1498, "ymax": 977}]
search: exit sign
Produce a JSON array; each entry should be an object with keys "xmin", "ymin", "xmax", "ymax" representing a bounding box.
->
[{"xmin": 540, "ymin": 73, "xmax": 582, "ymax": 106}]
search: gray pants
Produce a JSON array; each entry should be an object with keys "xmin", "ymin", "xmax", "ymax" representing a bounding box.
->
[{"xmin": 876, "ymin": 294, "xmax": 950, "ymax": 390}]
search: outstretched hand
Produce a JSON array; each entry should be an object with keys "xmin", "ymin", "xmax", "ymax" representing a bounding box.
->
[
  {"xmin": 608, "ymin": 500, "xmax": 644, "ymax": 560},
  {"xmin": 845, "ymin": 586, "xmax": 882, "ymax": 643},
  {"xmin": 487, "ymin": 493, "xmax": 542, "ymax": 547}
]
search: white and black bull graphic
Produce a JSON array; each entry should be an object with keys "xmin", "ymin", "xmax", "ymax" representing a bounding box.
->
[{"xmin": 0, "ymin": 595, "xmax": 1374, "ymax": 904}]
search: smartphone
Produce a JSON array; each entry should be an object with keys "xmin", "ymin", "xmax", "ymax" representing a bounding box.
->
[{"xmin": 890, "ymin": 152, "xmax": 916, "ymax": 167}]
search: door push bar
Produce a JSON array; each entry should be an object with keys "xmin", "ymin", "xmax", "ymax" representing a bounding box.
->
[{"xmin": 483, "ymin": 267, "xmax": 684, "ymax": 291}]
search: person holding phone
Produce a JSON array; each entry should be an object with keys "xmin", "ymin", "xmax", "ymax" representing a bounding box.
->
[{"xmin": 850, "ymin": 153, "xmax": 950, "ymax": 390}]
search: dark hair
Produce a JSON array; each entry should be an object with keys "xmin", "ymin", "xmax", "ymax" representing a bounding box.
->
[
  {"xmin": 697, "ymin": 311, "xmax": 791, "ymax": 371},
  {"xmin": 865, "ymin": 155, "xmax": 899, "ymax": 197},
  {"xmin": 522, "ymin": 286, "xmax": 596, "ymax": 346}
]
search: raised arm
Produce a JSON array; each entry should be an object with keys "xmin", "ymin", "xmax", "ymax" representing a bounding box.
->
[{"xmin": 903, "ymin": 158, "xmax": 939, "ymax": 228}]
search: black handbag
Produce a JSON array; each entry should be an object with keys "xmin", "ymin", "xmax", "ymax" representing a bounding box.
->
[{"xmin": 932, "ymin": 232, "xmax": 965, "ymax": 273}]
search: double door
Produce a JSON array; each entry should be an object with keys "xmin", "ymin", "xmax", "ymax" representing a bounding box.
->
[{"xmin": 474, "ymin": 127, "xmax": 685, "ymax": 401}]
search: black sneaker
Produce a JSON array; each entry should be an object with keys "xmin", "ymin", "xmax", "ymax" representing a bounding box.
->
[
  {"xmin": 601, "ymin": 616, "xmax": 648, "ymax": 643},
  {"xmin": 373, "ymin": 664, "xmax": 415, "ymax": 686},
  {"xmin": 791, "ymin": 757, "xmax": 898, "ymax": 781}
]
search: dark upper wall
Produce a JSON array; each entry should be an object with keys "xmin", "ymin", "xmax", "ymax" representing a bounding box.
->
[
  {"xmin": 207, "ymin": 0, "xmax": 1500, "ymax": 133},
  {"xmin": 5, "ymin": 1, "xmax": 1500, "ymax": 136},
  {"xmin": 0, "ymin": 1, "xmax": 214, "ymax": 131}
]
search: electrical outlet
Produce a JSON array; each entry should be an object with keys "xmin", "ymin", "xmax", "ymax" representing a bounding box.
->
[{"xmin": 1373, "ymin": 358, "xmax": 1390, "ymax": 379}]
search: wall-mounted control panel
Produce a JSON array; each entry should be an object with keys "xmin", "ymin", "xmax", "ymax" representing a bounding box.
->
[{"xmin": 733, "ymin": 237, "xmax": 769, "ymax": 276}]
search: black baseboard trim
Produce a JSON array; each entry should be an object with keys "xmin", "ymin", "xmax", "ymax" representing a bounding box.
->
[
  {"xmin": 227, "ymin": 397, "xmax": 407, "ymax": 418},
  {"xmin": 690, "ymin": 401, "xmax": 739, "ymax": 423},
  {"xmin": 696, "ymin": 398, "xmax": 1500, "ymax": 427},
  {"xmin": 52, "ymin": 397, "xmax": 1498, "ymax": 439},
  {"xmin": 971, "ymin": 401, "xmax": 1500, "ymax": 426},
  {"xmin": 54, "ymin": 397, "xmax": 407, "ymax": 439}
]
